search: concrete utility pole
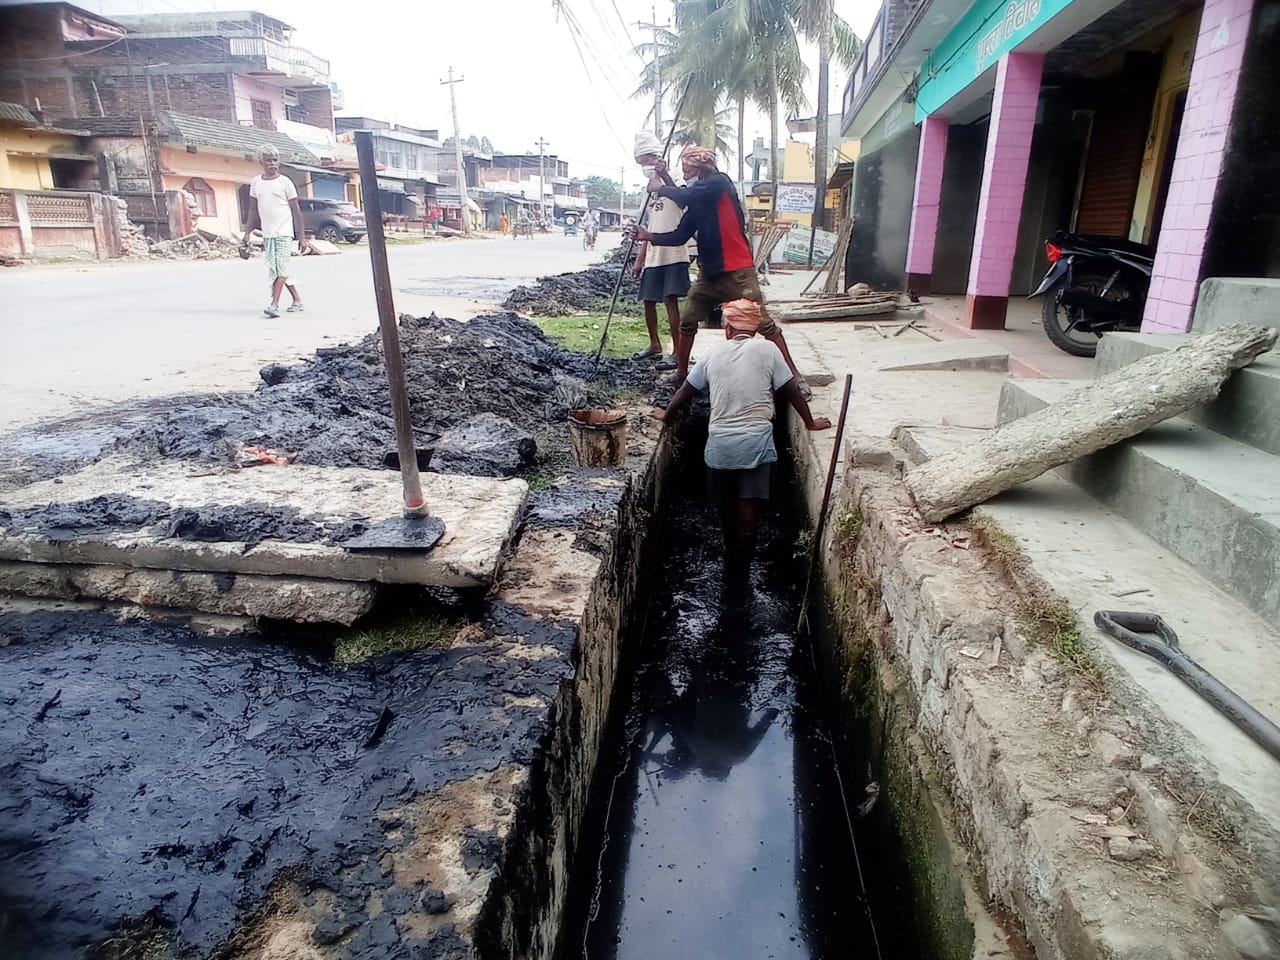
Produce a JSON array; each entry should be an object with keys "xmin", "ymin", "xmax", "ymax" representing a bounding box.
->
[
  {"xmin": 440, "ymin": 67, "xmax": 471, "ymax": 237},
  {"xmin": 636, "ymin": 7, "xmax": 671, "ymax": 137},
  {"xmin": 536, "ymin": 137, "xmax": 550, "ymax": 222},
  {"xmin": 620, "ymin": 166, "xmax": 626, "ymax": 221}
]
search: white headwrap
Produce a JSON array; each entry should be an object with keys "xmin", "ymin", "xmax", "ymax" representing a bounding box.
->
[{"xmin": 633, "ymin": 131, "xmax": 664, "ymax": 160}]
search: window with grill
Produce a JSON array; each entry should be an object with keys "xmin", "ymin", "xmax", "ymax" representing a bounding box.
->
[{"xmin": 184, "ymin": 177, "xmax": 216, "ymax": 217}]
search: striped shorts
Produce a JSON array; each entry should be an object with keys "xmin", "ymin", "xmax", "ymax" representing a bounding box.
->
[{"xmin": 263, "ymin": 236, "xmax": 293, "ymax": 281}]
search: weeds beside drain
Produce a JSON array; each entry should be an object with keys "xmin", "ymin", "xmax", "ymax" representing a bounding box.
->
[
  {"xmin": 969, "ymin": 514, "xmax": 1100, "ymax": 677},
  {"xmin": 334, "ymin": 606, "xmax": 460, "ymax": 663}
]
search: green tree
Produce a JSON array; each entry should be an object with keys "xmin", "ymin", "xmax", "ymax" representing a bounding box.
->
[
  {"xmin": 640, "ymin": 0, "xmax": 808, "ymax": 222},
  {"xmin": 583, "ymin": 175, "xmax": 622, "ymax": 208},
  {"xmin": 479, "ymin": 136, "xmax": 494, "ymax": 154}
]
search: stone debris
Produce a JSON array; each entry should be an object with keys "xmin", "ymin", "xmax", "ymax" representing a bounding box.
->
[
  {"xmin": 149, "ymin": 229, "xmax": 242, "ymax": 260},
  {"xmin": 1107, "ymin": 836, "xmax": 1157, "ymax": 861},
  {"xmin": 906, "ymin": 323, "xmax": 1278, "ymax": 521}
]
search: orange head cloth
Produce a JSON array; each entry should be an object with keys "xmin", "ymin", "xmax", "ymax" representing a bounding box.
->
[
  {"xmin": 680, "ymin": 144, "xmax": 718, "ymax": 171},
  {"xmin": 723, "ymin": 298, "xmax": 762, "ymax": 335}
]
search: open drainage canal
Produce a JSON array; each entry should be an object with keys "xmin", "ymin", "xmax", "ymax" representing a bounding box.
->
[{"xmin": 560, "ymin": 423, "xmax": 923, "ymax": 960}]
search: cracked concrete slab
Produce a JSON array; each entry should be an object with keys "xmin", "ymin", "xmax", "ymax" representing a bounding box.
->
[
  {"xmin": 0, "ymin": 560, "xmax": 376, "ymax": 624},
  {"xmin": 0, "ymin": 457, "xmax": 527, "ymax": 588}
]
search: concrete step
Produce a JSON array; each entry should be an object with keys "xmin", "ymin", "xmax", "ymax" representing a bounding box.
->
[
  {"xmin": 998, "ymin": 379, "xmax": 1280, "ymax": 623},
  {"xmin": 1095, "ymin": 332, "xmax": 1280, "ymax": 456},
  {"xmin": 897, "ymin": 424, "xmax": 1280, "ymax": 875}
]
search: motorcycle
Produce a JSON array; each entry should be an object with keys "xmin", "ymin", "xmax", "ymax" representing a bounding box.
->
[{"xmin": 1031, "ymin": 232, "xmax": 1154, "ymax": 357}]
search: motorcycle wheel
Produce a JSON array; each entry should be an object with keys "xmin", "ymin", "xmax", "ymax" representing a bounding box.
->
[{"xmin": 1041, "ymin": 273, "xmax": 1138, "ymax": 358}]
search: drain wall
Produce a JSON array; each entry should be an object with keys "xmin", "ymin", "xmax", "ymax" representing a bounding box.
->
[{"xmin": 787, "ymin": 419, "xmax": 1021, "ymax": 960}]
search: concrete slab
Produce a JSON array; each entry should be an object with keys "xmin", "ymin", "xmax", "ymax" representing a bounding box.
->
[
  {"xmin": 0, "ymin": 560, "xmax": 376, "ymax": 624},
  {"xmin": 1096, "ymin": 332, "xmax": 1280, "ymax": 456},
  {"xmin": 1193, "ymin": 277, "xmax": 1280, "ymax": 333},
  {"xmin": 977, "ymin": 474, "xmax": 1280, "ymax": 872},
  {"xmin": 999, "ymin": 380, "xmax": 1280, "ymax": 622},
  {"xmin": 1069, "ymin": 420, "xmax": 1280, "ymax": 622},
  {"xmin": 893, "ymin": 426, "xmax": 1280, "ymax": 870},
  {"xmin": 0, "ymin": 457, "xmax": 527, "ymax": 588},
  {"xmin": 874, "ymin": 340, "xmax": 1009, "ymax": 373}
]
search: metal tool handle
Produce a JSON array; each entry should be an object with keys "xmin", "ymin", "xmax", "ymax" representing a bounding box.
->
[
  {"xmin": 355, "ymin": 131, "xmax": 428, "ymax": 517},
  {"xmin": 1095, "ymin": 611, "xmax": 1280, "ymax": 762}
]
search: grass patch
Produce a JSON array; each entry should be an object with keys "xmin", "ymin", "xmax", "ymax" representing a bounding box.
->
[
  {"xmin": 520, "ymin": 426, "xmax": 569, "ymax": 492},
  {"xmin": 536, "ymin": 312, "xmax": 653, "ymax": 359},
  {"xmin": 333, "ymin": 604, "xmax": 459, "ymax": 663},
  {"xmin": 833, "ymin": 507, "xmax": 863, "ymax": 543},
  {"xmin": 88, "ymin": 924, "xmax": 173, "ymax": 960}
]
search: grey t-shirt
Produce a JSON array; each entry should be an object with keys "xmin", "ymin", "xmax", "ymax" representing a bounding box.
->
[{"xmin": 686, "ymin": 336, "xmax": 793, "ymax": 470}]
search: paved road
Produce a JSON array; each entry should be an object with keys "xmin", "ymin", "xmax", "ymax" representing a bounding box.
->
[{"xmin": 0, "ymin": 232, "xmax": 619, "ymax": 431}]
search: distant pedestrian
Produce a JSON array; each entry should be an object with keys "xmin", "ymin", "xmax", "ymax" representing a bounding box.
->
[
  {"xmin": 243, "ymin": 145, "xmax": 307, "ymax": 317},
  {"xmin": 500, "ymin": 212, "xmax": 510, "ymax": 235},
  {"xmin": 654, "ymin": 299, "xmax": 830, "ymax": 573},
  {"xmin": 635, "ymin": 144, "xmax": 807, "ymax": 394}
]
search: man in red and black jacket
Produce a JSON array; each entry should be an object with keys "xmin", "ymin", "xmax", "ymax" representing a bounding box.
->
[{"xmin": 635, "ymin": 145, "xmax": 806, "ymax": 392}]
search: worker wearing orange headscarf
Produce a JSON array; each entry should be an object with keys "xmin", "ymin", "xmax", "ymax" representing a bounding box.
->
[{"xmin": 635, "ymin": 145, "xmax": 808, "ymax": 396}]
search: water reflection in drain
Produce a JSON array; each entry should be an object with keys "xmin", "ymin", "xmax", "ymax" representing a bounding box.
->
[{"xmin": 565, "ymin": 450, "xmax": 920, "ymax": 959}]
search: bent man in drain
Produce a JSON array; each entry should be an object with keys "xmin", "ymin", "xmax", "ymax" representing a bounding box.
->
[
  {"xmin": 654, "ymin": 299, "xmax": 830, "ymax": 573},
  {"xmin": 634, "ymin": 145, "xmax": 807, "ymax": 393}
]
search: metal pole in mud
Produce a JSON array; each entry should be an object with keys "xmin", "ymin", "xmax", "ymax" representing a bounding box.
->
[
  {"xmin": 355, "ymin": 130, "xmax": 428, "ymax": 516},
  {"xmin": 797, "ymin": 373, "xmax": 853, "ymax": 635},
  {"xmin": 592, "ymin": 82, "xmax": 692, "ymax": 367}
]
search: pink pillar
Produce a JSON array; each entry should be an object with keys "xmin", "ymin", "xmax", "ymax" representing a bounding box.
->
[
  {"xmin": 1142, "ymin": 0, "xmax": 1255, "ymax": 333},
  {"xmin": 964, "ymin": 52, "xmax": 1044, "ymax": 329},
  {"xmin": 904, "ymin": 115, "xmax": 949, "ymax": 294}
]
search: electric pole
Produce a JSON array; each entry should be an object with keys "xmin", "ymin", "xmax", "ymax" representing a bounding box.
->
[
  {"xmin": 440, "ymin": 67, "xmax": 471, "ymax": 237},
  {"xmin": 620, "ymin": 165, "xmax": 626, "ymax": 221},
  {"xmin": 535, "ymin": 137, "xmax": 550, "ymax": 223},
  {"xmin": 636, "ymin": 7, "xmax": 670, "ymax": 138}
]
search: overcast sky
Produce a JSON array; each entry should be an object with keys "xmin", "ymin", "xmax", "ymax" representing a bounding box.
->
[{"xmin": 84, "ymin": 0, "xmax": 878, "ymax": 184}]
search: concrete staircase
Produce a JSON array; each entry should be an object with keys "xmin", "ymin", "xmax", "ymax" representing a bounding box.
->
[{"xmin": 997, "ymin": 325, "xmax": 1280, "ymax": 625}]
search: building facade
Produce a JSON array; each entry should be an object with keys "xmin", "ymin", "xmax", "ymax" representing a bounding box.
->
[
  {"xmin": 0, "ymin": 4, "xmax": 339, "ymax": 153},
  {"xmin": 840, "ymin": 0, "xmax": 1279, "ymax": 333}
]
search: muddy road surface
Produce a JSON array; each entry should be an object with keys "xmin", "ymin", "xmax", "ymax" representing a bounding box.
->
[
  {"xmin": 0, "ymin": 602, "xmax": 577, "ymax": 959},
  {"xmin": 0, "ymin": 233, "xmax": 620, "ymax": 432}
]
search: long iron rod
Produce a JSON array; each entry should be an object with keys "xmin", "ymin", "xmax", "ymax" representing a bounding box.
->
[
  {"xmin": 592, "ymin": 82, "xmax": 692, "ymax": 367},
  {"xmin": 355, "ymin": 130, "xmax": 427, "ymax": 515},
  {"xmin": 797, "ymin": 374, "xmax": 854, "ymax": 635}
]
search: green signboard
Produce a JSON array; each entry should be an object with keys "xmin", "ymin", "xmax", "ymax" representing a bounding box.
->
[{"xmin": 914, "ymin": 0, "xmax": 1075, "ymax": 122}]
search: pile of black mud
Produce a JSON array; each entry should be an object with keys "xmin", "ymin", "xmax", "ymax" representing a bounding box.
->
[
  {"xmin": 0, "ymin": 494, "xmax": 370, "ymax": 547},
  {"xmin": 0, "ymin": 311, "xmax": 653, "ymax": 486},
  {"xmin": 0, "ymin": 603, "xmax": 577, "ymax": 959},
  {"xmin": 503, "ymin": 244, "xmax": 640, "ymax": 315}
]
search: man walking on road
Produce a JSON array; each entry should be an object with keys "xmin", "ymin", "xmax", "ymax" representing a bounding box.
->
[
  {"xmin": 655, "ymin": 299, "xmax": 830, "ymax": 573},
  {"xmin": 635, "ymin": 145, "xmax": 808, "ymax": 394},
  {"xmin": 243, "ymin": 145, "xmax": 307, "ymax": 318}
]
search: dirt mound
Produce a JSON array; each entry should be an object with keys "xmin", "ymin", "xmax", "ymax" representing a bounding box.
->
[
  {"xmin": 503, "ymin": 247, "xmax": 640, "ymax": 315},
  {"xmin": 0, "ymin": 312, "xmax": 653, "ymax": 484}
]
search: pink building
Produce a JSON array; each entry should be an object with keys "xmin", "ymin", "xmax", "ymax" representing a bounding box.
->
[{"xmin": 840, "ymin": 0, "xmax": 1277, "ymax": 348}]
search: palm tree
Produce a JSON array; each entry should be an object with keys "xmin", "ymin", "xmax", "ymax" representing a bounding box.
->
[
  {"xmin": 789, "ymin": 0, "xmax": 860, "ymax": 235},
  {"xmin": 683, "ymin": 0, "xmax": 807, "ymax": 221},
  {"xmin": 670, "ymin": 105, "xmax": 735, "ymax": 162}
]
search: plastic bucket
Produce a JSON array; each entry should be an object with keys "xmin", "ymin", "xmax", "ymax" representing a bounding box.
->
[{"xmin": 568, "ymin": 408, "xmax": 628, "ymax": 467}]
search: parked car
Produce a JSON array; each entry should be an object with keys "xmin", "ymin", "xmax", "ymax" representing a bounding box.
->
[{"xmin": 299, "ymin": 198, "xmax": 366, "ymax": 243}]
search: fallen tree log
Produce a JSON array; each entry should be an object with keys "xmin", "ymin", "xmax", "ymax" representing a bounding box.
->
[{"xmin": 905, "ymin": 323, "xmax": 1278, "ymax": 522}]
